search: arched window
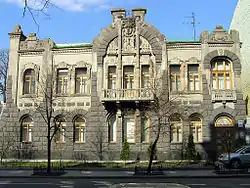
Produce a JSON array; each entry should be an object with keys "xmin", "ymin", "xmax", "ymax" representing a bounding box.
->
[
  {"xmin": 211, "ymin": 59, "xmax": 232, "ymax": 89},
  {"xmin": 55, "ymin": 116, "xmax": 66, "ymax": 143},
  {"xmin": 108, "ymin": 114, "xmax": 116, "ymax": 142},
  {"xmin": 21, "ymin": 116, "xmax": 33, "ymax": 142},
  {"xmin": 189, "ymin": 114, "xmax": 202, "ymax": 143},
  {"xmin": 215, "ymin": 116, "xmax": 234, "ymax": 127},
  {"xmin": 23, "ymin": 69, "xmax": 35, "ymax": 94},
  {"xmin": 141, "ymin": 114, "xmax": 150, "ymax": 143},
  {"xmin": 170, "ymin": 114, "xmax": 183, "ymax": 143},
  {"xmin": 74, "ymin": 116, "xmax": 86, "ymax": 143}
]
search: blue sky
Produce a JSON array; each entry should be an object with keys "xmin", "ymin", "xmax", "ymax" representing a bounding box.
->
[{"xmin": 0, "ymin": 0, "xmax": 238, "ymax": 49}]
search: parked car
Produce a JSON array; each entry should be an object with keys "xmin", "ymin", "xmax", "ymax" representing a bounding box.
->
[{"xmin": 218, "ymin": 145, "xmax": 250, "ymax": 169}]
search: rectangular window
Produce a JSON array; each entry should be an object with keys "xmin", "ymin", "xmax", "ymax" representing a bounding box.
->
[
  {"xmin": 191, "ymin": 121, "xmax": 202, "ymax": 143},
  {"xmin": 22, "ymin": 123, "xmax": 32, "ymax": 142},
  {"xmin": 123, "ymin": 66, "xmax": 134, "ymax": 89},
  {"xmin": 75, "ymin": 123, "xmax": 85, "ymax": 142},
  {"xmin": 108, "ymin": 66, "xmax": 116, "ymax": 89},
  {"xmin": 75, "ymin": 68, "xmax": 88, "ymax": 94},
  {"xmin": 55, "ymin": 122, "xmax": 66, "ymax": 143},
  {"xmin": 188, "ymin": 64, "xmax": 199, "ymax": 91},
  {"xmin": 170, "ymin": 65, "xmax": 181, "ymax": 91},
  {"xmin": 124, "ymin": 117, "xmax": 135, "ymax": 143},
  {"xmin": 141, "ymin": 65, "xmax": 150, "ymax": 88},
  {"xmin": 57, "ymin": 69, "xmax": 68, "ymax": 94},
  {"xmin": 170, "ymin": 124, "xmax": 182, "ymax": 143},
  {"xmin": 108, "ymin": 116, "xmax": 117, "ymax": 142}
]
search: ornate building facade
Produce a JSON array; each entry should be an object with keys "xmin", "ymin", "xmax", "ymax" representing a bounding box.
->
[{"xmin": 2, "ymin": 8, "xmax": 246, "ymax": 161}]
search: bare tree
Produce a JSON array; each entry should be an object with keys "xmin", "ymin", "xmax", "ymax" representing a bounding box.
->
[
  {"xmin": 0, "ymin": 49, "xmax": 8, "ymax": 103},
  {"xmin": 32, "ymin": 62, "xmax": 70, "ymax": 174},
  {"xmin": 90, "ymin": 126, "xmax": 106, "ymax": 161},
  {"xmin": 142, "ymin": 76, "xmax": 188, "ymax": 174}
]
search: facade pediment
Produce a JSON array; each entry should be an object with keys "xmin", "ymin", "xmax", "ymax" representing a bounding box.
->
[{"xmin": 208, "ymin": 25, "xmax": 233, "ymax": 43}]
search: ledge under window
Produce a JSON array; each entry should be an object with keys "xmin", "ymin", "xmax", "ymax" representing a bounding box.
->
[
  {"xmin": 72, "ymin": 93, "xmax": 91, "ymax": 97},
  {"xmin": 20, "ymin": 94, "xmax": 37, "ymax": 98}
]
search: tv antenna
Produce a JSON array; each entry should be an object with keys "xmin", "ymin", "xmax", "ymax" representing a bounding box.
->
[{"xmin": 183, "ymin": 12, "xmax": 200, "ymax": 41}]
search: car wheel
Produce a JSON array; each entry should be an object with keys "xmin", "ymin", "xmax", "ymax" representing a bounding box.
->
[{"xmin": 230, "ymin": 159, "xmax": 241, "ymax": 169}]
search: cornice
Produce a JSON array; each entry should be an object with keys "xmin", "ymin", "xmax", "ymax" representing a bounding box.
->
[
  {"xmin": 208, "ymin": 43, "xmax": 234, "ymax": 47},
  {"xmin": 52, "ymin": 48, "xmax": 92, "ymax": 54},
  {"xmin": 167, "ymin": 44, "xmax": 201, "ymax": 49},
  {"xmin": 19, "ymin": 51, "xmax": 44, "ymax": 56}
]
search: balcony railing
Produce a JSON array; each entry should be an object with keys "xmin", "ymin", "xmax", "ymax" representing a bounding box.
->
[
  {"xmin": 102, "ymin": 88, "xmax": 153, "ymax": 102},
  {"xmin": 211, "ymin": 89, "xmax": 236, "ymax": 102}
]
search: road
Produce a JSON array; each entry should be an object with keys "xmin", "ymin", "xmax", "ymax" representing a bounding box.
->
[{"xmin": 0, "ymin": 178, "xmax": 250, "ymax": 187}]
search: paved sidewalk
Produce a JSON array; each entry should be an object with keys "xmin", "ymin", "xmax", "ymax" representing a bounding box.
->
[{"xmin": 1, "ymin": 169, "xmax": 250, "ymax": 179}]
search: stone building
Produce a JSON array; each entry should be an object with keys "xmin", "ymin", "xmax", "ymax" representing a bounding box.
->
[
  {"xmin": 2, "ymin": 8, "xmax": 246, "ymax": 161},
  {"xmin": 230, "ymin": 0, "xmax": 250, "ymax": 143}
]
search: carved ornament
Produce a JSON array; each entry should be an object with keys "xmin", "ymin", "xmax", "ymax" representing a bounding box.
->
[
  {"xmin": 107, "ymin": 37, "xmax": 118, "ymax": 54},
  {"xmin": 122, "ymin": 18, "xmax": 136, "ymax": 53},
  {"xmin": 208, "ymin": 25, "xmax": 233, "ymax": 43}
]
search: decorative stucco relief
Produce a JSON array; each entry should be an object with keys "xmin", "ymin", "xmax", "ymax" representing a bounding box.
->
[
  {"xmin": 122, "ymin": 18, "xmax": 136, "ymax": 53},
  {"xmin": 107, "ymin": 37, "xmax": 118, "ymax": 54},
  {"xmin": 20, "ymin": 62, "xmax": 40, "ymax": 81},
  {"xmin": 140, "ymin": 36, "xmax": 151, "ymax": 53},
  {"xmin": 169, "ymin": 57, "xmax": 183, "ymax": 65},
  {"xmin": 208, "ymin": 25, "xmax": 233, "ymax": 43}
]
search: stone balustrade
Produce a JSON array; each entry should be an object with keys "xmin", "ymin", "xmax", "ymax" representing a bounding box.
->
[
  {"xmin": 211, "ymin": 89, "xmax": 237, "ymax": 102},
  {"xmin": 101, "ymin": 88, "xmax": 153, "ymax": 101}
]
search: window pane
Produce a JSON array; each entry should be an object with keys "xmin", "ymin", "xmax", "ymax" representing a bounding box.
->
[
  {"xmin": 226, "ymin": 74, "xmax": 231, "ymax": 89},
  {"xmin": 218, "ymin": 74, "xmax": 224, "ymax": 89},
  {"xmin": 109, "ymin": 115, "xmax": 116, "ymax": 142},
  {"xmin": 170, "ymin": 126, "xmax": 174, "ymax": 142},
  {"xmin": 225, "ymin": 62, "xmax": 230, "ymax": 70},
  {"xmin": 189, "ymin": 78, "xmax": 194, "ymax": 90},
  {"xmin": 188, "ymin": 64, "xmax": 198, "ymax": 72},
  {"xmin": 212, "ymin": 74, "xmax": 217, "ymax": 89},
  {"xmin": 170, "ymin": 77, "xmax": 175, "ymax": 91},
  {"xmin": 76, "ymin": 68, "xmax": 87, "ymax": 75},
  {"xmin": 197, "ymin": 127, "xmax": 202, "ymax": 142},
  {"xmin": 176, "ymin": 76, "xmax": 181, "ymax": 90},
  {"xmin": 194, "ymin": 76, "xmax": 199, "ymax": 90},
  {"xmin": 22, "ymin": 126, "xmax": 27, "ymax": 141},
  {"xmin": 75, "ymin": 126, "xmax": 80, "ymax": 141},
  {"xmin": 170, "ymin": 65, "xmax": 180, "ymax": 73},
  {"xmin": 24, "ymin": 79, "xmax": 30, "ymax": 94},
  {"xmin": 76, "ymin": 78, "xmax": 81, "ymax": 93},
  {"xmin": 217, "ymin": 62, "xmax": 224, "ymax": 70},
  {"xmin": 177, "ymin": 127, "xmax": 182, "ymax": 142}
]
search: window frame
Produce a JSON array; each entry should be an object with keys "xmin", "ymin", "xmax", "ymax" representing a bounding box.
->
[
  {"xmin": 57, "ymin": 69, "xmax": 68, "ymax": 94},
  {"xmin": 21, "ymin": 117, "xmax": 33, "ymax": 143},
  {"xmin": 123, "ymin": 66, "xmax": 135, "ymax": 89},
  {"xmin": 170, "ymin": 65, "xmax": 181, "ymax": 92},
  {"xmin": 55, "ymin": 120, "xmax": 66, "ymax": 143},
  {"xmin": 141, "ymin": 65, "xmax": 150, "ymax": 88},
  {"xmin": 170, "ymin": 115, "xmax": 183, "ymax": 143},
  {"xmin": 108, "ymin": 114, "xmax": 117, "ymax": 143},
  {"xmin": 211, "ymin": 59, "xmax": 232, "ymax": 90},
  {"xmin": 190, "ymin": 115, "xmax": 203, "ymax": 143},
  {"xmin": 108, "ymin": 66, "xmax": 117, "ymax": 90},
  {"xmin": 74, "ymin": 117, "xmax": 86, "ymax": 143},
  {"xmin": 23, "ymin": 69, "xmax": 36, "ymax": 95},
  {"xmin": 188, "ymin": 64, "xmax": 200, "ymax": 91},
  {"xmin": 75, "ymin": 68, "xmax": 89, "ymax": 94}
]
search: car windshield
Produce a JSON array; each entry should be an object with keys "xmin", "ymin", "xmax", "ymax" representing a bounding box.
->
[{"xmin": 233, "ymin": 146, "xmax": 247, "ymax": 153}]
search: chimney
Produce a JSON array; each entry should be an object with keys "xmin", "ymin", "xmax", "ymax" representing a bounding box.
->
[
  {"xmin": 111, "ymin": 8, "xmax": 126, "ymax": 22},
  {"xmin": 132, "ymin": 8, "xmax": 147, "ymax": 20}
]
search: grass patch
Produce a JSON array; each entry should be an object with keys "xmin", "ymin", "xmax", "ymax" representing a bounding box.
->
[{"xmin": 0, "ymin": 160, "xmax": 212, "ymax": 169}]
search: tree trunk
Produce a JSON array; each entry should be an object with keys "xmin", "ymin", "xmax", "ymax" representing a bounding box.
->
[
  {"xmin": 147, "ymin": 131, "xmax": 160, "ymax": 174},
  {"xmin": 47, "ymin": 134, "xmax": 51, "ymax": 174}
]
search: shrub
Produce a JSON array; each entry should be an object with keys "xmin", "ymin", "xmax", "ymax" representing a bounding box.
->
[{"xmin": 120, "ymin": 140, "xmax": 130, "ymax": 161}]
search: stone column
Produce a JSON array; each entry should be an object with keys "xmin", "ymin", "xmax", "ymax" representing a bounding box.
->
[
  {"xmin": 135, "ymin": 19, "xmax": 140, "ymax": 92},
  {"xmin": 117, "ymin": 21, "xmax": 123, "ymax": 90}
]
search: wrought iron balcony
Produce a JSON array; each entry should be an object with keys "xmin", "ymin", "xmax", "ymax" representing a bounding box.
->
[
  {"xmin": 101, "ymin": 88, "xmax": 153, "ymax": 102},
  {"xmin": 211, "ymin": 89, "xmax": 237, "ymax": 102}
]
